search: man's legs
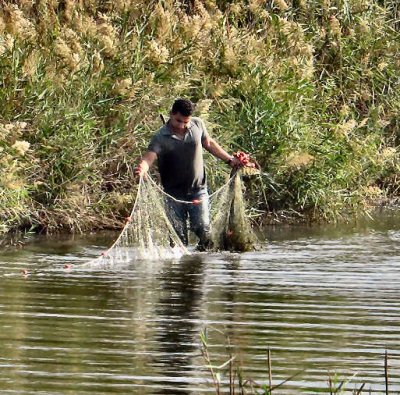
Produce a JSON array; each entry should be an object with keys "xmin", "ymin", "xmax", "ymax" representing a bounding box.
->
[
  {"xmin": 165, "ymin": 197, "xmax": 189, "ymax": 245},
  {"xmin": 188, "ymin": 189, "xmax": 212, "ymax": 251}
]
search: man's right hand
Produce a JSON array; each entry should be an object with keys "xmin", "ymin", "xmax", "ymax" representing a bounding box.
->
[{"xmin": 135, "ymin": 160, "xmax": 149, "ymax": 177}]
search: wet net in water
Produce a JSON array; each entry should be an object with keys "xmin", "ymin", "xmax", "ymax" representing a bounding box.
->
[
  {"xmin": 87, "ymin": 169, "xmax": 258, "ymax": 266},
  {"xmin": 210, "ymin": 170, "xmax": 258, "ymax": 252},
  {"xmin": 87, "ymin": 176, "xmax": 188, "ymax": 267}
]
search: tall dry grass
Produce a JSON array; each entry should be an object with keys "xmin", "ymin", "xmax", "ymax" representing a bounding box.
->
[{"xmin": 0, "ymin": 0, "xmax": 399, "ymax": 232}]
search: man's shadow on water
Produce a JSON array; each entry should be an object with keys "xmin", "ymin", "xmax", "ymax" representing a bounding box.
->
[{"xmin": 151, "ymin": 255, "xmax": 205, "ymax": 395}]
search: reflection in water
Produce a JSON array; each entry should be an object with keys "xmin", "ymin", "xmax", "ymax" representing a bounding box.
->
[
  {"xmin": 153, "ymin": 256, "xmax": 205, "ymax": 394},
  {"xmin": 220, "ymin": 258, "xmax": 241, "ymax": 343},
  {"xmin": 0, "ymin": 212, "xmax": 400, "ymax": 393}
]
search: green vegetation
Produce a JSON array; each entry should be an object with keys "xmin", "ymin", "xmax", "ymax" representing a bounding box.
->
[{"xmin": 0, "ymin": 0, "xmax": 399, "ymax": 233}]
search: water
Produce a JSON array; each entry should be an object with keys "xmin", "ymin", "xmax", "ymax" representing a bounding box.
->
[{"xmin": 1, "ymin": 210, "xmax": 400, "ymax": 394}]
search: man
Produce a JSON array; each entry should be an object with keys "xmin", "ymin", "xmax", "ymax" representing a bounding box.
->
[{"xmin": 135, "ymin": 99, "xmax": 242, "ymax": 250}]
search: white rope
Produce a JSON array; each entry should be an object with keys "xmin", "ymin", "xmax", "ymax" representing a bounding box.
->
[
  {"xmin": 209, "ymin": 175, "xmax": 236, "ymax": 198},
  {"xmin": 146, "ymin": 172, "xmax": 235, "ymax": 205}
]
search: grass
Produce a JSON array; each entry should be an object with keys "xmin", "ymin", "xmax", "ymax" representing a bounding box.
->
[
  {"xmin": 200, "ymin": 328, "xmax": 392, "ymax": 394},
  {"xmin": 0, "ymin": 0, "xmax": 399, "ymax": 233}
]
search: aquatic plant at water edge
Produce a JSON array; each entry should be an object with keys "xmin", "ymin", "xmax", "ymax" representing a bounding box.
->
[{"xmin": 200, "ymin": 328, "xmax": 394, "ymax": 394}]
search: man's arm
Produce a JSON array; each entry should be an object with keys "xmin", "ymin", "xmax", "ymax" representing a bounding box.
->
[
  {"xmin": 135, "ymin": 151, "xmax": 157, "ymax": 176},
  {"xmin": 203, "ymin": 138, "xmax": 241, "ymax": 168}
]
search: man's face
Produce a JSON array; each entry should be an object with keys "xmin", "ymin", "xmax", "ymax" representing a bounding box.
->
[{"xmin": 170, "ymin": 112, "xmax": 191, "ymax": 132}]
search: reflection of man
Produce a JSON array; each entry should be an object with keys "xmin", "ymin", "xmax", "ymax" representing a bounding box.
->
[
  {"xmin": 136, "ymin": 99, "xmax": 242, "ymax": 250},
  {"xmin": 152, "ymin": 257, "xmax": 205, "ymax": 395}
]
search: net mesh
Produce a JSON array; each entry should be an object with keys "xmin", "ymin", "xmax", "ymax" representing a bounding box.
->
[
  {"xmin": 210, "ymin": 171, "xmax": 258, "ymax": 252},
  {"xmin": 87, "ymin": 176, "xmax": 188, "ymax": 267},
  {"xmin": 86, "ymin": 169, "xmax": 258, "ymax": 267}
]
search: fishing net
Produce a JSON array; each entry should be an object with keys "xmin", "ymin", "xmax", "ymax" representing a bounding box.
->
[
  {"xmin": 87, "ymin": 175, "xmax": 188, "ymax": 267},
  {"xmin": 210, "ymin": 169, "xmax": 258, "ymax": 252},
  {"xmin": 86, "ymin": 167, "xmax": 258, "ymax": 267}
]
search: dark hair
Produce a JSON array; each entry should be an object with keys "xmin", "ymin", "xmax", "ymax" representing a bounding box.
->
[{"xmin": 171, "ymin": 99, "xmax": 195, "ymax": 116}]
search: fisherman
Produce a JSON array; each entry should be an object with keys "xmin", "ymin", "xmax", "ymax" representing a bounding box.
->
[{"xmin": 135, "ymin": 98, "xmax": 243, "ymax": 250}]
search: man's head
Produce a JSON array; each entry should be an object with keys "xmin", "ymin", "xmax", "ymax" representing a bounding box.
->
[
  {"xmin": 169, "ymin": 99, "xmax": 195, "ymax": 133},
  {"xmin": 171, "ymin": 99, "xmax": 195, "ymax": 117}
]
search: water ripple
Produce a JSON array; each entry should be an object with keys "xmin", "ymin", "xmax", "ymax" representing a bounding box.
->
[{"xmin": 1, "ymin": 224, "xmax": 400, "ymax": 393}]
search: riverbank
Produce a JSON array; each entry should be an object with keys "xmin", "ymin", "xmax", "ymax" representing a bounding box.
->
[{"xmin": 0, "ymin": 1, "xmax": 399, "ymax": 234}]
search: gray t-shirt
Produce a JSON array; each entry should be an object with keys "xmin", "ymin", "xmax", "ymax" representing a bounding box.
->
[{"xmin": 148, "ymin": 117, "xmax": 209, "ymax": 198}]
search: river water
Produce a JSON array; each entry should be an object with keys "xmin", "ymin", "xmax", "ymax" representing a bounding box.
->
[{"xmin": 1, "ymin": 210, "xmax": 400, "ymax": 394}]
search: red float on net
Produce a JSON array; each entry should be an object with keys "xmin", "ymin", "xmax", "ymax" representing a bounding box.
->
[{"xmin": 233, "ymin": 151, "xmax": 256, "ymax": 167}]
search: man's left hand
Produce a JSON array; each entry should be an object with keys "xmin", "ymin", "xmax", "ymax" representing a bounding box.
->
[{"xmin": 228, "ymin": 156, "xmax": 243, "ymax": 168}]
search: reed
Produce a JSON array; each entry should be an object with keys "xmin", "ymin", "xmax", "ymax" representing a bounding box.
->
[
  {"xmin": 0, "ymin": 0, "xmax": 399, "ymax": 233},
  {"xmin": 200, "ymin": 328, "xmax": 393, "ymax": 394}
]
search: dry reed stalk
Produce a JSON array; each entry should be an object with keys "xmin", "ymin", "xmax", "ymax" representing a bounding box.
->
[
  {"xmin": 385, "ymin": 349, "xmax": 389, "ymax": 395},
  {"xmin": 268, "ymin": 348, "xmax": 273, "ymax": 394}
]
